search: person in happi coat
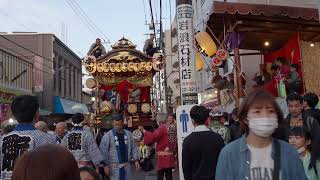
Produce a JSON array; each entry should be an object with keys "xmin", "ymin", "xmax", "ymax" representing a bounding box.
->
[
  {"xmin": 99, "ymin": 113, "xmax": 140, "ymax": 180},
  {"xmin": 0, "ymin": 95, "xmax": 56, "ymax": 180},
  {"xmin": 139, "ymin": 113, "xmax": 175, "ymax": 180},
  {"xmin": 61, "ymin": 113, "xmax": 103, "ymax": 169}
]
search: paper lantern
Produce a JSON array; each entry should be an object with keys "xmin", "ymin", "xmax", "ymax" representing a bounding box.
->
[
  {"xmin": 85, "ymin": 78, "xmax": 96, "ymax": 89},
  {"xmin": 141, "ymin": 103, "xmax": 151, "ymax": 113},
  {"xmin": 195, "ymin": 52, "xmax": 205, "ymax": 71},
  {"xmin": 128, "ymin": 104, "xmax": 138, "ymax": 114},
  {"xmin": 212, "ymin": 56, "xmax": 223, "ymax": 67},
  {"xmin": 216, "ymin": 49, "xmax": 229, "ymax": 61},
  {"xmin": 152, "ymin": 59, "xmax": 161, "ymax": 71},
  {"xmin": 195, "ymin": 31, "xmax": 217, "ymax": 57}
]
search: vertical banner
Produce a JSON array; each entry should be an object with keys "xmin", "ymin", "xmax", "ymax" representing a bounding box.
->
[
  {"xmin": 33, "ymin": 56, "xmax": 43, "ymax": 92},
  {"xmin": 177, "ymin": 4, "xmax": 198, "ymax": 105},
  {"xmin": 176, "ymin": 104, "xmax": 196, "ymax": 180}
]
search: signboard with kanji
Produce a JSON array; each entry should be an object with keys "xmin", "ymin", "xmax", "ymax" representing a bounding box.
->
[{"xmin": 177, "ymin": 4, "xmax": 198, "ymax": 105}]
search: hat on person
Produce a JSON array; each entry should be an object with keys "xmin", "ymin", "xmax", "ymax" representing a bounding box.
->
[{"xmin": 112, "ymin": 113, "xmax": 123, "ymax": 121}]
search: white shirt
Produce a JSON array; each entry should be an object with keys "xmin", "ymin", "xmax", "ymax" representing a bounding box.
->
[
  {"xmin": 194, "ymin": 125, "xmax": 210, "ymax": 132},
  {"xmin": 248, "ymin": 143, "xmax": 274, "ymax": 180}
]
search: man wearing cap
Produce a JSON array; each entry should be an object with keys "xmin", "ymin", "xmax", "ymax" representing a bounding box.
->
[
  {"xmin": 61, "ymin": 113, "xmax": 103, "ymax": 169},
  {"xmin": 209, "ymin": 111, "xmax": 231, "ymax": 144},
  {"xmin": 99, "ymin": 113, "xmax": 140, "ymax": 180}
]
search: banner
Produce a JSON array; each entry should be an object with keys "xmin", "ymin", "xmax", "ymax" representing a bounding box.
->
[
  {"xmin": 33, "ymin": 56, "xmax": 43, "ymax": 92},
  {"xmin": 177, "ymin": 4, "xmax": 198, "ymax": 105}
]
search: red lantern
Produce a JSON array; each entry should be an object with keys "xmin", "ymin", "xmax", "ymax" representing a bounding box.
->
[
  {"xmin": 212, "ymin": 56, "xmax": 223, "ymax": 67},
  {"xmin": 216, "ymin": 49, "xmax": 229, "ymax": 61}
]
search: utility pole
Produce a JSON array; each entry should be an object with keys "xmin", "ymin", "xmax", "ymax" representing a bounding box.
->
[{"xmin": 176, "ymin": 0, "xmax": 198, "ymax": 105}]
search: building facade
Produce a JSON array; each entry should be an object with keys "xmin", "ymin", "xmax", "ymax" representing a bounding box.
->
[
  {"xmin": 0, "ymin": 49, "xmax": 33, "ymax": 124},
  {"xmin": 0, "ymin": 33, "xmax": 84, "ymax": 114}
]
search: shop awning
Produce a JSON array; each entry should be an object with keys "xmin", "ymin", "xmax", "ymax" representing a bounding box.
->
[
  {"xmin": 54, "ymin": 96, "xmax": 89, "ymax": 114},
  {"xmin": 207, "ymin": 1, "xmax": 320, "ymax": 51}
]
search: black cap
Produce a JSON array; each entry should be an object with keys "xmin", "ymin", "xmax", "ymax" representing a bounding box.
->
[{"xmin": 112, "ymin": 113, "xmax": 123, "ymax": 121}]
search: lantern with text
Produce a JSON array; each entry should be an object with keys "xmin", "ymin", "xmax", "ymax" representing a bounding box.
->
[{"xmin": 195, "ymin": 31, "xmax": 217, "ymax": 57}]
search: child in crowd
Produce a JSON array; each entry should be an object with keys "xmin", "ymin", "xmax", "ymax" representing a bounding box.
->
[
  {"xmin": 139, "ymin": 139, "xmax": 154, "ymax": 172},
  {"xmin": 289, "ymin": 127, "xmax": 320, "ymax": 180}
]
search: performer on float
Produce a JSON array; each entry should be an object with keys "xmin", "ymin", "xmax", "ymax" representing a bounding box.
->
[
  {"xmin": 99, "ymin": 113, "xmax": 140, "ymax": 180},
  {"xmin": 87, "ymin": 38, "xmax": 106, "ymax": 58},
  {"xmin": 61, "ymin": 113, "xmax": 103, "ymax": 169}
]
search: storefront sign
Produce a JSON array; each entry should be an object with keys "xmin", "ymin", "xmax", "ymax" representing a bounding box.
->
[
  {"xmin": 34, "ymin": 56, "xmax": 43, "ymax": 92},
  {"xmin": 177, "ymin": 4, "xmax": 198, "ymax": 105}
]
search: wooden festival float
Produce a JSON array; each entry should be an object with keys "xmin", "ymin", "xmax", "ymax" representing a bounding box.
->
[{"xmin": 84, "ymin": 38, "xmax": 164, "ymax": 128}]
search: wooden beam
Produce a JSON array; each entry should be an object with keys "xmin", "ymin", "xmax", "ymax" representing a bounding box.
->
[
  {"xmin": 234, "ymin": 48, "xmax": 243, "ymax": 107},
  {"xmin": 229, "ymin": 52, "xmax": 262, "ymax": 56}
]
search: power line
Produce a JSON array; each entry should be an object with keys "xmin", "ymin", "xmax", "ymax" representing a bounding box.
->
[
  {"xmin": 64, "ymin": 0, "xmax": 97, "ymax": 39},
  {"xmin": 0, "ymin": 35, "xmax": 90, "ymax": 76},
  {"xmin": 69, "ymin": 0, "xmax": 111, "ymax": 43},
  {"xmin": 0, "ymin": 10, "xmax": 31, "ymax": 31},
  {"xmin": 148, "ymin": 0, "xmax": 157, "ymax": 42}
]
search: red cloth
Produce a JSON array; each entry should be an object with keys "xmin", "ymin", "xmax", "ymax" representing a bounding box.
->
[
  {"xmin": 144, "ymin": 123, "xmax": 175, "ymax": 170},
  {"xmin": 263, "ymin": 79, "xmax": 278, "ymax": 97},
  {"xmin": 117, "ymin": 80, "xmax": 133, "ymax": 104},
  {"xmin": 139, "ymin": 86, "xmax": 150, "ymax": 102}
]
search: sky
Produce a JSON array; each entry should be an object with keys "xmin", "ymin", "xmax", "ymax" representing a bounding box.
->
[{"xmin": 0, "ymin": 0, "xmax": 176, "ymax": 57}]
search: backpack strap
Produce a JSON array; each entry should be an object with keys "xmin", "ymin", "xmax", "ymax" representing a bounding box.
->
[{"xmin": 273, "ymin": 139, "xmax": 281, "ymax": 180}]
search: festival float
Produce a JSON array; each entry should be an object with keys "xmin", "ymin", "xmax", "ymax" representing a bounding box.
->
[{"xmin": 84, "ymin": 38, "xmax": 164, "ymax": 128}]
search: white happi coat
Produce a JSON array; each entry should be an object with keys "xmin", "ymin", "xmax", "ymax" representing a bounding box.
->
[
  {"xmin": 61, "ymin": 127, "xmax": 103, "ymax": 166},
  {"xmin": 99, "ymin": 129, "xmax": 140, "ymax": 180},
  {"xmin": 0, "ymin": 124, "xmax": 56, "ymax": 180}
]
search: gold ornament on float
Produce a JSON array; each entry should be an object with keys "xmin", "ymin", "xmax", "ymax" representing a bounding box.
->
[
  {"xmin": 145, "ymin": 62, "xmax": 152, "ymax": 71},
  {"xmin": 134, "ymin": 63, "xmax": 140, "ymax": 72},
  {"xmin": 104, "ymin": 63, "xmax": 110, "ymax": 72},
  {"xmin": 128, "ymin": 62, "xmax": 134, "ymax": 72},
  {"xmin": 97, "ymin": 63, "xmax": 104, "ymax": 73},
  {"xmin": 110, "ymin": 63, "xmax": 116, "ymax": 72},
  {"xmin": 121, "ymin": 63, "xmax": 128, "ymax": 72},
  {"xmin": 115, "ymin": 63, "xmax": 121, "ymax": 72},
  {"xmin": 139, "ymin": 62, "xmax": 146, "ymax": 71},
  {"xmin": 195, "ymin": 31, "xmax": 217, "ymax": 57},
  {"xmin": 101, "ymin": 101, "xmax": 113, "ymax": 114}
]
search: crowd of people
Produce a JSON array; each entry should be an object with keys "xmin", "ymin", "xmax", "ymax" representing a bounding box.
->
[
  {"xmin": 1, "ymin": 89, "xmax": 320, "ymax": 180},
  {"xmin": 0, "ymin": 95, "xmax": 178, "ymax": 180}
]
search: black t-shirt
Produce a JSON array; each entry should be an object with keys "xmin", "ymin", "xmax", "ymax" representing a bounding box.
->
[{"xmin": 182, "ymin": 130, "xmax": 225, "ymax": 180}]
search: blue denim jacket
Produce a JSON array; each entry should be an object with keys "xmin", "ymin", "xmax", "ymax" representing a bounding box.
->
[{"xmin": 215, "ymin": 135, "xmax": 307, "ymax": 180}]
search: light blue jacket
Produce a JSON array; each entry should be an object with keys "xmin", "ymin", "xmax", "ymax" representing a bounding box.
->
[{"xmin": 215, "ymin": 135, "xmax": 307, "ymax": 180}]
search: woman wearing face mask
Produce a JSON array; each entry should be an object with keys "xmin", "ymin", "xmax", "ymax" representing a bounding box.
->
[
  {"xmin": 216, "ymin": 89, "xmax": 307, "ymax": 180},
  {"xmin": 289, "ymin": 127, "xmax": 320, "ymax": 180}
]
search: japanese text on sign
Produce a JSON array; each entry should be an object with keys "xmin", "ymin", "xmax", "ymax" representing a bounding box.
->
[{"xmin": 177, "ymin": 4, "xmax": 197, "ymax": 104}]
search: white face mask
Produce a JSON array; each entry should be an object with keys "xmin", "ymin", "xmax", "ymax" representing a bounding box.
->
[
  {"xmin": 248, "ymin": 117, "xmax": 278, "ymax": 137},
  {"xmin": 297, "ymin": 146, "xmax": 306, "ymax": 154}
]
